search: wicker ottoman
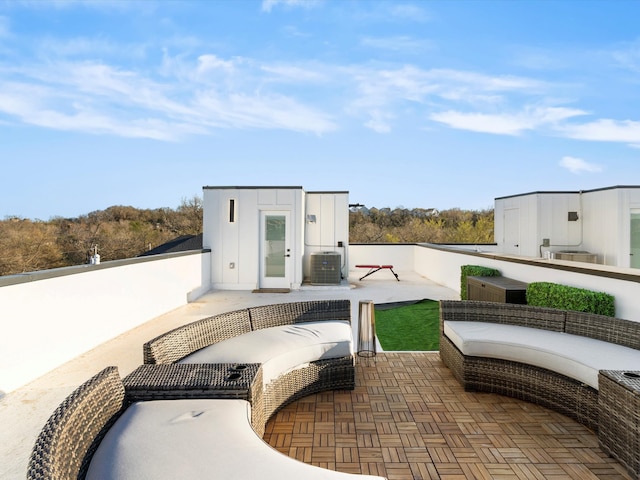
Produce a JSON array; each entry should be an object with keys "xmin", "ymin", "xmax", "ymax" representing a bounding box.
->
[{"xmin": 123, "ymin": 363, "xmax": 264, "ymax": 436}]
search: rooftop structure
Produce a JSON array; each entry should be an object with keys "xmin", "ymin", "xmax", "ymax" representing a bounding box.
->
[{"xmin": 495, "ymin": 185, "xmax": 640, "ymax": 268}]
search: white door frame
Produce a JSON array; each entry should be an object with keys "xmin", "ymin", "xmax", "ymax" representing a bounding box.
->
[{"xmin": 259, "ymin": 210, "xmax": 291, "ymax": 289}]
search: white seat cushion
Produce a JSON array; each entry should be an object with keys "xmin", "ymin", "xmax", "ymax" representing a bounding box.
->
[
  {"xmin": 179, "ymin": 321, "xmax": 353, "ymax": 386},
  {"xmin": 86, "ymin": 399, "xmax": 384, "ymax": 480},
  {"xmin": 444, "ymin": 321, "xmax": 640, "ymax": 390}
]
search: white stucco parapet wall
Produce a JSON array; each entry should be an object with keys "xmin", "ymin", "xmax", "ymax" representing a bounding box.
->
[
  {"xmin": 410, "ymin": 244, "xmax": 640, "ymax": 322},
  {"xmin": 0, "ymin": 250, "xmax": 211, "ymax": 394}
]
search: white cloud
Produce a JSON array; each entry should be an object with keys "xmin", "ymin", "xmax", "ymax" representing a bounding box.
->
[
  {"xmin": 38, "ymin": 36, "xmax": 147, "ymax": 59},
  {"xmin": 0, "ymin": 16, "xmax": 10, "ymax": 37},
  {"xmin": 197, "ymin": 54, "xmax": 236, "ymax": 74},
  {"xmin": 3, "ymin": 21, "xmax": 633, "ymax": 144},
  {"xmin": 429, "ymin": 111, "xmax": 528, "ymax": 135},
  {"xmin": 389, "ymin": 4, "xmax": 431, "ymax": 22},
  {"xmin": 0, "ymin": 82, "xmax": 203, "ymax": 141},
  {"xmin": 346, "ymin": 65, "xmax": 556, "ymax": 132},
  {"xmin": 559, "ymin": 119, "xmax": 640, "ymax": 144},
  {"xmin": 611, "ymin": 39, "xmax": 640, "ymax": 73},
  {"xmin": 559, "ymin": 156, "xmax": 603, "ymax": 174},
  {"xmin": 513, "ymin": 50, "xmax": 565, "ymax": 71},
  {"xmin": 429, "ymin": 106, "xmax": 586, "ymax": 135},
  {"xmin": 261, "ymin": 0, "xmax": 321, "ymax": 13},
  {"xmin": 363, "ymin": 110, "xmax": 394, "ymax": 134},
  {"xmin": 354, "ymin": 66, "xmax": 545, "ymax": 107},
  {"xmin": 0, "ymin": 53, "xmax": 338, "ymax": 140},
  {"xmin": 195, "ymin": 90, "xmax": 336, "ymax": 134},
  {"xmin": 431, "ymin": 68, "xmax": 546, "ymax": 93},
  {"xmin": 281, "ymin": 25, "xmax": 310, "ymax": 38},
  {"xmin": 260, "ymin": 64, "xmax": 327, "ymax": 83},
  {"xmin": 13, "ymin": 0, "xmax": 152, "ymax": 13}
]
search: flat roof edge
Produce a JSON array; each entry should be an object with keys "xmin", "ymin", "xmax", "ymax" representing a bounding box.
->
[
  {"xmin": 495, "ymin": 185, "xmax": 640, "ymax": 201},
  {"xmin": 203, "ymin": 186, "xmax": 304, "ymax": 190},
  {"xmin": 306, "ymin": 191, "xmax": 349, "ymax": 194},
  {"xmin": 0, "ymin": 249, "xmax": 211, "ymax": 287}
]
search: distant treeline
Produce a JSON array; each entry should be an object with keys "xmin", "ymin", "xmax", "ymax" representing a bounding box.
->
[
  {"xmin": 349, "ymin": 206, "xmax": 494, "ymax": 244},
  {"xmin": 0, "ymin": 196, "xmax": 203, "ymax": 276},
  {"xmin": 0, "ymin": 200, "xmax": 493, "ymax": 276}
]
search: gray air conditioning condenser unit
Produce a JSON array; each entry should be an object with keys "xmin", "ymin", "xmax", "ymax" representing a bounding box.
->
[{"xmin": 310, "ymin": 252, "xmax": 341, "ymax": 285}]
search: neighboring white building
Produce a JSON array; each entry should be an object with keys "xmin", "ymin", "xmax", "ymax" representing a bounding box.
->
[
  {"xmin": 495, "ymin": 185, "xmax": 640, "ymax": 268},
  {"xmin": 203, "ymin": 186, "xmax": 349, "ymax": 290}
]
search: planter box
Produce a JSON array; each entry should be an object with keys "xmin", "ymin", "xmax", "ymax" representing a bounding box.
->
[{"xmin": 466, "ymin": 276, "xmax": 528, "ymax": 304}]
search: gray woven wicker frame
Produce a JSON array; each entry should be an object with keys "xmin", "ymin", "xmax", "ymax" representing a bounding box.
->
[
  {"xmin": 262, "ymin": 355, "xmax": 355, "ymax": 420},
  {"xmin": 29, "ymin": 301, "xmax": 355, "ymax": 479},
  {"xmin": 27, "ymin": 367, "xmax": 125, "ymax": 480},
  {"xmin": 437, "ymin": 300, "xmax": 640, "ymax": 433},
  {"xmin": 598, "ymin": 370, "xmax": 640, "ymax": 478},
  {"xmin": 439, "ymin": 333, "xmax": 599, "ymax": 431},
  {"xmin": 143, "ymin": 309, "xmax": 252, "ymax": 365},
  {"xmin": 143, "ymin": 299, "xmax": 355, "ymax": 421}
]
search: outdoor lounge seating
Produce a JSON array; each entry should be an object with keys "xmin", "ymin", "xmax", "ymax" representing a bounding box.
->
[
  {"xmin": 143, "ymin": 299, "xmax": 355, "ymax": 422},
  {"xmin": 440, "ymin": 300, "xmax": 640, "ymax": 478},
  {"xmin": 27, "ymin": 366, "xmax": 386, "ymax": 480},
  {"xmin": 440, "ymin": 300, "xmax": 640, "ymax": 429}
]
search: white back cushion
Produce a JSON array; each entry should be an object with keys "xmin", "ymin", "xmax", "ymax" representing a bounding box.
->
[
  {"xmin": 179, "ymin": 321, "xmax": 353, "ymax": 386},
  {"xmin": 444, "ymin": 321, "xmax": 640, "ymax": 389}
]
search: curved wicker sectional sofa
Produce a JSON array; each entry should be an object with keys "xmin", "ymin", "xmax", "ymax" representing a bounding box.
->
[
  {"xmin": 29, "ymin": 300, "xmax": 381, "ymax": 480},
  {"xmin": 143, "ymin": 299, "xmax": 356, "ymax": 421},
  {"xmin": 28, "ymin": 366, "xmax": 385, "ymax": 480},
  {"xmin": 440, "ymin": 300, "xmax": 640, "ymax": 430},
  {"xmin": 440, "ymin": 300, "xmax": 640, "ymax": 478}
]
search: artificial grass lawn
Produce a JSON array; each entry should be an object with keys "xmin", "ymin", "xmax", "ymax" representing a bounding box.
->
[{"xmin": 375, "ymin": 299, "xmax": 440, "ymax": 351}]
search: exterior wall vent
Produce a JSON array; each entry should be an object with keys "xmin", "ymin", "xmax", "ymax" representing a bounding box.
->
[{"xmin": 310, "ymin": 252, "xmax": 341, "ymax": 285}]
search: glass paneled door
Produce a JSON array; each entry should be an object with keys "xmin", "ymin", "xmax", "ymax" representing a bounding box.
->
[
  {"xmin": 260, "ymin": 211, "xmax": 291, "ymax": 289},
  {"xmin": 631, "ymin": 210, "xmax": 640, "ymax": 268}
]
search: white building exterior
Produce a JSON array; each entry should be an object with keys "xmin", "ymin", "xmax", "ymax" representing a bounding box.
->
[
  {"xmin": 203, "ymin": 186, "xmax": 349, "ymax": 290},
  {"xmin": 495, "ymin": 186, "xmax": 640, "ymax": 268}
]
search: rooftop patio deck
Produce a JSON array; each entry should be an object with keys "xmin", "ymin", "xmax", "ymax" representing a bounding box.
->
[
  {"xmin": 265, "ymin": 353, "xmax": 630, "ymax": 479},
  {"xmin": 0, "ymin": 270, "xmax": 631, "ymax": 479}
]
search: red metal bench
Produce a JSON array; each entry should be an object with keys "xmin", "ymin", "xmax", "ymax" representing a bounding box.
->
[{"xmin": 355, "ymin": 265, "xmax": 399, "ymax": 281}]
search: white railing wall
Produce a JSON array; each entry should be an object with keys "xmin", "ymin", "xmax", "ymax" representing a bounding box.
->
[
  {"xmin": 411, "ymin": 244, "xmax": 640, "ymax": 321},
  {"xmin": 349, "ymin": 243, "xmax": 640, "ymax": 321},
  {"xmin": 348, "ymin": 244, "xmax": 415, "ymax": 271},
  {"xmin": 0, "ymin": 251, "xmax": 211, "ymax": 394}
]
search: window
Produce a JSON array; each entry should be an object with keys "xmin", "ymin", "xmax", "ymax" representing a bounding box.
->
[{"xmin": 229, "ymin": 199, "xmax": 236, "ymax": 223}]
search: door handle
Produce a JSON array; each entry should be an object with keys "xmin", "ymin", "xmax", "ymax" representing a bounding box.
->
[{"xmin": 284, "ymin": 254, "xmax": 290, "ymax": 257}]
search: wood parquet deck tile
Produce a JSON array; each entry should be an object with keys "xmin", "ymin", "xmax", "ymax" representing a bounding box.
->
[{"xmin": 263, "ymin": 353, "xmax": 632, "ymax": 479}]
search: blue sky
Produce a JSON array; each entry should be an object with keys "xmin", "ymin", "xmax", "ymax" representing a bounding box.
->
[{"xmin": 1, "ymin": 0, "xmax": 639, "ymax": 220}]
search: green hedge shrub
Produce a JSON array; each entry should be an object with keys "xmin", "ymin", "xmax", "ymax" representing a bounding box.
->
[
  {"xmin": 526, "ymin": 282, "xmax": 615, "ymax": 316},
  {"xmin": 460, "ymin": 265, "xmax": 501, "ymax": 300}
]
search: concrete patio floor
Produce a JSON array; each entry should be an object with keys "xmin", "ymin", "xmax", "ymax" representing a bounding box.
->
[{"xmin": 1, "ymin": 269, "xmax": 630, "ymax": 479}]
